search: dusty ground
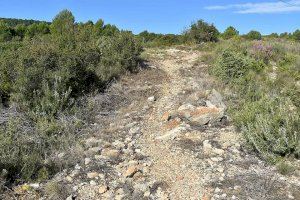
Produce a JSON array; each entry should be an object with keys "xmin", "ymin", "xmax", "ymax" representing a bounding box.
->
[{"xmin": 6, "ymin": 47, "xmax": 300, "ymax": 200}]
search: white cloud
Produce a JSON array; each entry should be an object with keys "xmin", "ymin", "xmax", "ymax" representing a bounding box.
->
[{"xmin": 205, "ymin": 0, "xmax": 300, "ymax": 14}]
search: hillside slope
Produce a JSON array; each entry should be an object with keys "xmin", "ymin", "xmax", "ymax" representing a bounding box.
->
[{"xmin": 7, "ymin": 47, "xmax": 300, "ymax": 200}]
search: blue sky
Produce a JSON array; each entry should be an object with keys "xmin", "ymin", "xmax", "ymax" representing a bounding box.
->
[{"xmin": 0, "ymin": 0, "xmax": 299, "ymax": 35}]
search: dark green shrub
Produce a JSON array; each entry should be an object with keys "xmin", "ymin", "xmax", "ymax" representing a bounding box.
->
[
  {"xmin": 0, "ymin": 21, "xmax": 13, "ymax": 42},
  {"xmin": 0, "ymin": 48, "xmax": 17, "ymax": 104},
  {"xmin": 188, "ymin": 20, "xmax": 219, "ymax": 43},
  {"xmin": 101, "ymin": 24, "xmax": 120, "ymax": 37},
  {"xmin": 0, "ymin": 18, "xmax": 48, "ymax": 27},
  {"xmin": 153, "ymin": 34, "xmax": 181, "ymax": 46},
  {"xmin": 292, "ymin": 29, "xmax": 300, "ymax": 41},
  {"xmin": 245, "ymin": 30, "xmax": 262, "ymax": 40},
  {"xmin": 14, "ymin": 24, "xmax": 27, "ymax": 39},
  {"xmin": 279, "ymin": 32, "xmax": 291, "ymax": 39},
  {"xmin": 25, "ymin": 22, "xmax": 50, "ymax": 38},
  {"xmin": 138, "ymin": 31, "xmax": 159, "ymax": 43},
  {"xmin": 5, "ymin": 29, "xmax": 141, "ymax": 113}
]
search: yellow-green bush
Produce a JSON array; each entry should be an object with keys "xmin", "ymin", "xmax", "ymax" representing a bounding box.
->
[{"xmin": 212, "ymin": 48, "xmax": 265, "ymax": 82}]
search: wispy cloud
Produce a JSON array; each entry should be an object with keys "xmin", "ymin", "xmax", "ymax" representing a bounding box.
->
[{"xmin": 205, "ymin": 0, "xmax": 300, "ymax": 14}]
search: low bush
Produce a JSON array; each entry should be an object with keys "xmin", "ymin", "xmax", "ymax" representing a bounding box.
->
[
  {"xmin": 0, "ymin": 101, "xmax": 89, "ymax": 182},
  {"xmin": 209, "ymin": 39, "xmax": 299, "ymax": 160},
  {"xmin": 233, "ymin": 96, "xmax": 299, "ymax": 158},
  {"xmin": 222, "ymin": 26, "xmax": 239, "ymax": 40},
  {"xmin": 245, "ymin": 30, "xmax": 262, "ymax": 40},
  {"xmin": 212, "ymin": 48, "xmax": 265, "ymax": 82}
]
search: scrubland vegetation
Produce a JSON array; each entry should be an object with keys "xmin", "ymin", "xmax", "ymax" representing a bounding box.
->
[
  {"xmin": 0, "ymin": 10, "xmax": 142, "ymax": 184},
  {"xmin": 0, "ymin": 10, "xmax": 299, "ymax": 189},
  {"xmin": 208, "ymin": 38, "xmax": 299, "ymax": 160}
]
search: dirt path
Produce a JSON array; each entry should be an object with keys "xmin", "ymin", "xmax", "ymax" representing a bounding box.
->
[
  {"xmin": 139, "ymin": 49, "xmax": 209, "ymax": 199},
  {"xmin": 137, "ymin": 48, "xmax": 300, "ymax": 200}
]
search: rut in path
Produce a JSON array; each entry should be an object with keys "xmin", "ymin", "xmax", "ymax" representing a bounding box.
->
[{"xmin": 139, "ymin": 49, "xmax": 210, "ymax": 199}]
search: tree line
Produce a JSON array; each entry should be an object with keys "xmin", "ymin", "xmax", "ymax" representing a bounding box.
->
[
  {"xmin": 137, "ymin": 20, "xmax": 300, "ymax": 46},
  {"xmin": 1, "ymin": 16, "xmax": 300, "ymax": 46}
]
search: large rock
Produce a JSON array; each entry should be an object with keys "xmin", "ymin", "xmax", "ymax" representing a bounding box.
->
[
  {"xmin": 190, "ymin": 107, "xmax": 224, "ymax": 125},
  {"xmin": 207, "ymin": 89, "xmax": 226, "ymax": 110},
  {"xmin": 179, "ymin": 105, "xmax": 224, "ymax": 126}
]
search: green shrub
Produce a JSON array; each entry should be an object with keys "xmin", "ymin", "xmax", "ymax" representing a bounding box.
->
[
  {"xmin": 94, "ymin": 19, "xmax": 105, "ymax": 37},
  {"xmin": 25, "ymin": 22, "xmax": 50, "ymax": 38},
  {"xmin": 31, "ymin": 77, "xmax": 73, "ymax": 119},
  {"xmin": 234, "ymin": 97, "xmax": 299, "ymax": 158},
  {"xmin": 96, "ymin": 31, "xmax": 142, "ymax": 81},
  {"xmin": 0, "ymin": 106, "xmax": 87, "ymax": 182},
  {"xmin": 4, "ymin": 30, "xmax": 141, "ymax": 113},
  {"xmin": 222, "ymin": 26, "xmax": 239, "ymax": 40},
  {"xmin": 0, "ymin": 21, "xmax": 13, "ymax": 42},
  {"xmin": 188, "ymin": 20, "xmax": 219, "ymax": 43},
  {"xmin": 246, "ymin": 30, "xmax": 262, "ymax": 40},
  {"xmin": 276, "ymin": 161, "xmax": 296, "ymax": 175},
  {"xmin": 292, "ymin": 29, "xmax": 300, "ymax": 41},
  {"xmin": 212, "ymin": 49, "xmax": 264, "ymax": 82},
  {"xmin": 138, "ymin": 31, "xmax": 159, "ymax": 43},
  {"xmin": 268, "ymin": 33, "xmax": 279, "ymax": 38},
  {"xmin": 45, "ymin": 181, "xmax": 71, "ymax": 200}
]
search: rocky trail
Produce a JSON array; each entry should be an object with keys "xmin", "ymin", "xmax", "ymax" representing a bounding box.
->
[{"xmin": 17, "ymin": 48, "xmax": 300, "ymax": 200}]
